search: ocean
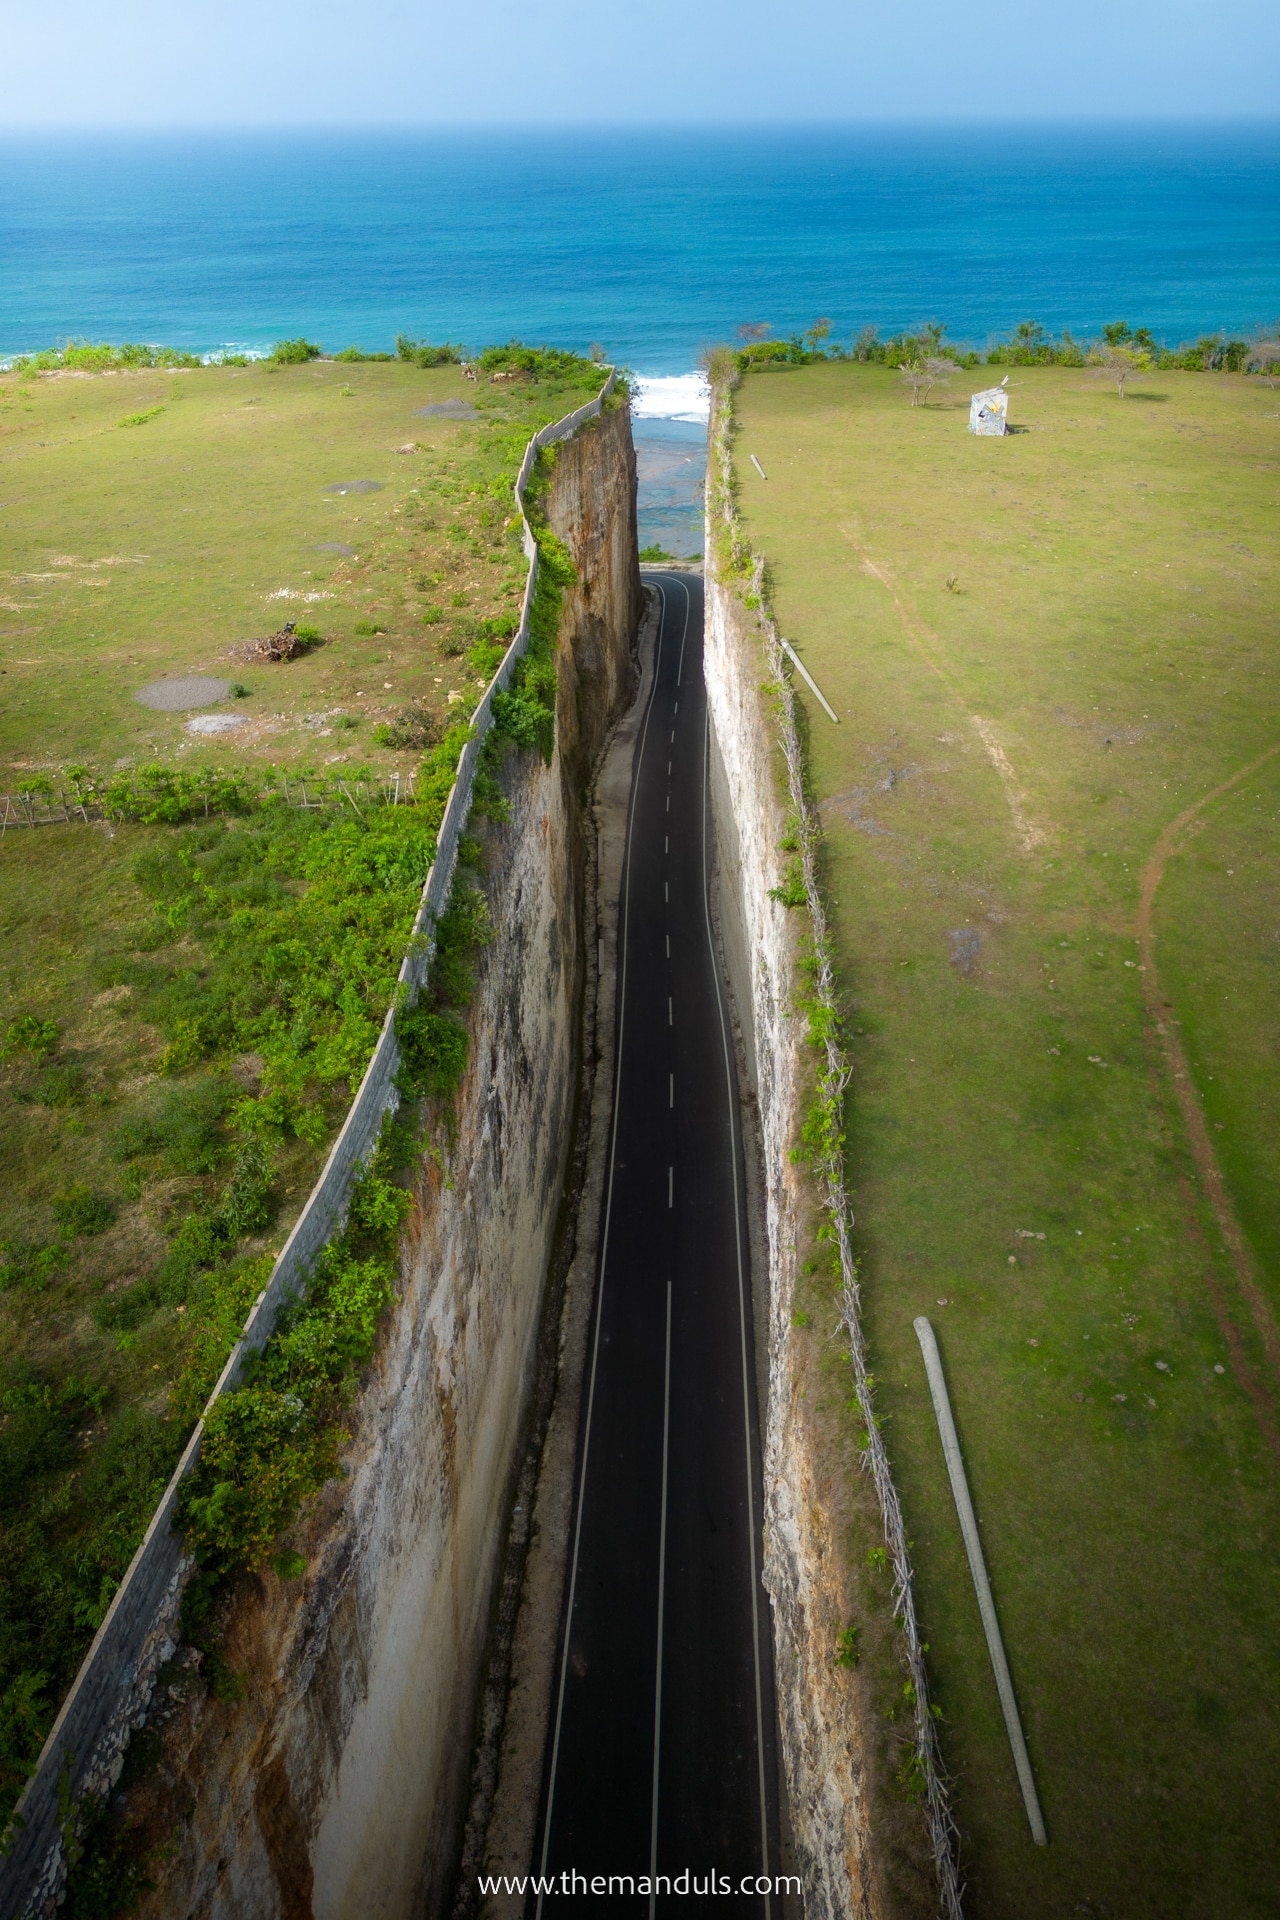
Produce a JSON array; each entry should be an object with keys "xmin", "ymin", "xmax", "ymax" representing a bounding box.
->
[
  {"xmin": 2, "ymin": 124, "xmax": 1276, "ymax": 372},
  {"xmin": 2, "ymin": 121, "xmax": 1275, "ymax": 553}
]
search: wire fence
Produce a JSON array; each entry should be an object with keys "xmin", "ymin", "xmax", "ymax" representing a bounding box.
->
[{"xmin": 707, "ymin": 381, "xmax": 964, "ymax": 1920}]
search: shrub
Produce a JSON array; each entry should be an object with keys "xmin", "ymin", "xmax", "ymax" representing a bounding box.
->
[
  {"xmin": 34, "ymin": 1063, "xmax": 86, "ymax": 1108},
  {"xmin": 1, "ymin": 1015, "xmax": 60, "ymax": 1060},
  {"xmin": 353, "ymin": 621, "xmax": 386, "ymax": 637},
  {"xmin": 113, "ymin": 1076, "xmax": 232, "ymax": 1174},
  {"xmin": 395, "ymin": 335, "xmax": 462, "ymax": 367},
  {"xmin": 334, "ymin": 347, "xmax": 393, "ymax": 363},
  {"xmin": 53, "ymin": 1187, "xmax": 118, "ymax": 1238},
  {"xmin": 0, "ymin": 1240, "xmax": 69, "ymax": 1293},
  {"xmin": 394, "ymin": 1009, "xmax": 468, "ymax": 1101},
  {"xmin": 271, "ymin": 338, "xmax": 322, "ymax": 364}
]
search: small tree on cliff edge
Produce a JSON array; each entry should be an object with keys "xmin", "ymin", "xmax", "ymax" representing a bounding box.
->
[{"xmin": 898, "ymin": 356, "xmax": 954, "ymax": 407}]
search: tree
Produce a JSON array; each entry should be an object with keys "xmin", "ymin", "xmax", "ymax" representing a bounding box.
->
[
  {"xmin": 803, "ymin": 318, "xmax": 833, "ymax": 354},
  {"xmin": 1248, "ymin": 336, "xmax": 1280, "ymax": 386},
  {"xmin": 853, "ymin": 324, "xmax": 879, "ymax": 362},
  {"xmin": 1094, "ymin": 341, "xmax": 1149, "ymax": 397},
  {"xmin": 1103, "ymin": 321, "xmax": 1133, "ymax": 347},
  {"xmin": 898, "ymin": 356, "xmax": 954, "ymax": 407},
  {"xmin": 737, "ymin": 323, "xmax": 773, "ymax": 344}
]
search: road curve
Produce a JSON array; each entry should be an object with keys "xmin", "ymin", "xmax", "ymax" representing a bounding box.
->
[{"xmin": 530, "ymin": 574, "xmax": 781, "ymax": 1914}]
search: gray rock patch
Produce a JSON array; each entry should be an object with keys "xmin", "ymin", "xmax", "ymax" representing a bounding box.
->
[
  {"xmin": 186, "ymin": 714, "xmax": 245, "ymax": 735},
  {"xmin": 949, "ymin": 927, "xmax": 982, "ymax": 975},
  {"xmin": 135, "ymin": 676, "xmax": 231, "ymax": 712},
  {"xmin": 324, "ymin": 479, "xmax": 383, "ymax": 495},
  {"xmin": 413, "ymin": 400, "xmax": 479, "ymax": 419},
  {"xmin": 313, "ymin": 543, "xmax": 357, "ymax": 557}
]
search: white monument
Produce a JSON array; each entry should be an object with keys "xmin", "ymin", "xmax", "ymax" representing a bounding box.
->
[{"xmin": 969, "ymin": 377, "xmax": 1009, "ymax": 435}]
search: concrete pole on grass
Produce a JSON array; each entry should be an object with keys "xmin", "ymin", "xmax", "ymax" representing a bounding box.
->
[{"xmin": 914, "ymin": 1316, "xmax": 1048, "ymax": 1846}]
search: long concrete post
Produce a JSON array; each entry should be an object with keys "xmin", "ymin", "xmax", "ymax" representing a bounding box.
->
[{"xmin": 913, "ymin": 1316, "xmax": 1048, "ymax": 1846}]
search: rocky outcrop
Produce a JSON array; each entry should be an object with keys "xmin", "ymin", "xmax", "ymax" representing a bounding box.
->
[{"xmin": 126, "ymin": 402, "xmax": 640, "ymax": 1920}]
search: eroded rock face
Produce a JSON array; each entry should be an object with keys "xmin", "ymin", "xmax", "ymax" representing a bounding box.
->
[{"xmin": 131, "ymin": 403, "xmax": 640, "ymax": 1920}]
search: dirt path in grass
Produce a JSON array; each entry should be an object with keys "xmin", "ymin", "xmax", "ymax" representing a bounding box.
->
[
  {"xmin": 846, "ymin": 536, "xmax": 1047, "ymax": 854},
  {"xmin": 1137, "ymin": 744, "xmax": 1280, "ymax": 1424}
]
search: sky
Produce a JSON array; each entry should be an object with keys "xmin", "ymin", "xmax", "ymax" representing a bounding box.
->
[{"xmin": 2, "ymin": 0, "xmax": 1277, "ymax": 126}]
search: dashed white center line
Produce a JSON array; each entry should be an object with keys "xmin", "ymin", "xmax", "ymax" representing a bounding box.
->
[
  {"xmin": 669, "ymin": 1073, "xmax": 674, "ymax": 1108},
  {"xmin": 666, "ymin": 795, "xmax": 670, "ymax": 812},
  {"xmin": 665, "ymin": 934, "xmax": 670, "ymax": 957},
  {"xmin": 664, "ymin": 881, "xmax": 668, "ymax": 902},
  {"xmin": 668, "ymin": 997, "xmax": 673, "ymax": 1026},
  {"xmin": 664, "ymin": 836, "xmax": 668, "ymax": 854},
  {"xmin": 668, "ymin": 1167, "xmax": 673, "ymax": 1208},
  {"xmin": 667, "ymin": 761, "xmax": 671, "ymax": 775}
]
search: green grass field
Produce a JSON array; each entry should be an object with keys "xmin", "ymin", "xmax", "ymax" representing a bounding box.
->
[
  {"xmin": 0, "ymin": 353, "xmax": 604, "ymax": 1820},
  {"xmin": 732, "ymin": 362, "xmax": 1280, "ymax": 1917},
  {"xmin": 0, "ymin": 357, "xmax": 534, "ymax": 779}
]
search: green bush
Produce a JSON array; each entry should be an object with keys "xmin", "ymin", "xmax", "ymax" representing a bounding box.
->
[
  {"xmin": 53, "ymin": 1187, "xmax": 118, "ymax": 1238},
  {"xmin": 353, "ymin": 620, "xmax": 386, "ymax": 637},
  {"xmin": 8, "ymin": 341, "xmax": 200, "ymax": 376},
  {"xmin": 34, "ymin": 1063, "xmax": 86, "ymax": 1108},
  {"xmin": 478, "ymin": 342, "xmax": 591, "ymax": 382},
  {"xmin": 176, "ymin": 1149, "xmax": 407, "ymax": 1575},
  {"xmin": 334, "ymin": 347, "xmax": 393, "ymax": 363},
  {"xmin": 0, "ymin": 1240, "xmax": 69, "ymax": 1294},
  {"xmin": 395, "ymin": 335, "xmax": 462, "ymax": 367},
  {"xmin": 271, "ymin": 338, "xmax": 322, "ymax": 365},
  {"xmin": 113, "ymin": 1076, "xmax": 232, "ymax": 1174},
  {"xmin": 1, "ymin": 1015, "xmax": 60, "ymax": 1060}
]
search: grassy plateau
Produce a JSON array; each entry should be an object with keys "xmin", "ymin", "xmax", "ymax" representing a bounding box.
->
[
  {"xmin": 0, "ymin": 350, "xmax": 605, "ymax": 1828},
  {"xmin": 731, "ymin": 361, "xmax": 1280, "ymax": 1918}
]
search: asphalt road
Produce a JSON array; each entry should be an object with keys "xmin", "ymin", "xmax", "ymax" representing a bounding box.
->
[{"xmin": 531, "ymin": 575, "xmax": 781, "ymax": 1915}]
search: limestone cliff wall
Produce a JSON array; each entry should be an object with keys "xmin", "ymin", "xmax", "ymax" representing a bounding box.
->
[
  {"xmin": 704, "ymin": 573, "xmax": 884, "ymax": 1919},
  {"xmin": 124, "ymin": 402, "xmax": 640, "ymax": 1920}
]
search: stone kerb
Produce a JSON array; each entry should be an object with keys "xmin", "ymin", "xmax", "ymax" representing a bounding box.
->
[{"xmin": 0, "ymin": 369, "xmax": 616, "ymax": 1920}]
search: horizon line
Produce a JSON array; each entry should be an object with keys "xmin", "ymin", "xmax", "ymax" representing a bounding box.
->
[{"xmin": 1, "ymin": 112, "xmax": 1278, "ymax": 136}]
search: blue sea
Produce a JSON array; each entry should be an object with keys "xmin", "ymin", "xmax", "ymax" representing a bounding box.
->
[
  {"xmin": 2, "ymin": 124, "xmax": 1277, "ymax": 371},
  {"xmin": 2, "ymin": 122, "xmax": 1276, "ymax": 554}
]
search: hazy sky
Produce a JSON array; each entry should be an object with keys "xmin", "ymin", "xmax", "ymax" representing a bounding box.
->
[{"xmin": 3, "ymin": 0, "xmax": 1277, "ymax": 125}]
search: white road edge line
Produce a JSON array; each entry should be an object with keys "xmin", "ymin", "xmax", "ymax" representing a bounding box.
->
[
  {"xmin": 914, "ymin": 1316, "xmax": 1048, "ymax": 1847},
  {"xmin": 536, "ymin": 580, "xmax": 675, "ymax": 1907},
  {"xmin": 779, "ymin": 637, "xmax": 839, "ymax": 724},
  {"xmin": 648, "ymin": 1278, "xmax": 674, "ymax": 1919},
  {"xmin": 701, "ymin": 693, "xmax": 773, "ymax": 1912}
]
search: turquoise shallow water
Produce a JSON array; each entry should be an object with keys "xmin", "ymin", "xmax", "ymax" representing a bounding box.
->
[{"xmin": 1, "ymin": 124, "xmax": 1277, "ymax": 372}]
